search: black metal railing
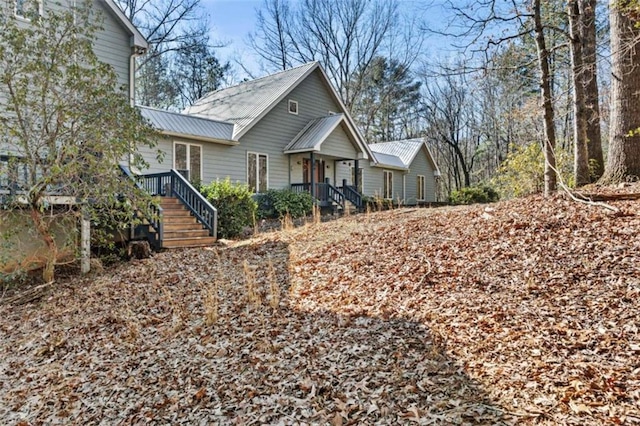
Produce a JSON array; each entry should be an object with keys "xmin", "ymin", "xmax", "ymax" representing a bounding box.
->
[
  {"xmin": 119, "ymin": 165, "xmax": 164, "ymax": 248},
  {"xmin": 339, "ymin": 180, "xmax": 363, "ymax": 209},
  {"xmin": 291, "ymin": 179, "xmax": 347, "ymax": 209},
  {"xmin": 140, "ymin": 169, "xmax": 217, "ymax": 237}
]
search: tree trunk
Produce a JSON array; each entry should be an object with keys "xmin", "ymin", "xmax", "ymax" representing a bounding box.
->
[
  {"xmin": 602, "ymin": 0, "xmax": 640, "ymax": 183},
  {"xmin": 533, "ymin": 0, "xmax": 557, "ymax": 195},
  {"xmin": 579, "ymin": 0, "xmax": 604, "ymax": 180},
  {"xmin": 29, "ymin": 207, "xmax": 58, "ymax": 283},
  {"xmin": 569, "ymin": 0, "xmax": 590, "ymax": 187}
]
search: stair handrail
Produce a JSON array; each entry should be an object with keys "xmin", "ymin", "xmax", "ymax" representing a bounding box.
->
[
  {"xmin": 324, "ymin": 180, "xmax": 345, "ymax": 209},
  {"xmin": 341, "ymin": 183, "xmax": 362, "ymax": 209},
  {"xmin": 119, "ymin": 165, "xmax": 164, "ymax": 245},
  {"xmin": 169, "ymin": 169, "xmax": 217, "ymax": 238}
]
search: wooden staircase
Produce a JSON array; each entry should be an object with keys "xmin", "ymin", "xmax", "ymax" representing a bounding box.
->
[{"xmin": 158, "ymin": 197, "xmax": 216, "ymax": 249}]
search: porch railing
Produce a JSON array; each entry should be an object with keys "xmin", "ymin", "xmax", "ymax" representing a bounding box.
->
[
  {"xmin": 339, "ymin": 179, "xmax": 363, "ymax": 209},
  {"xmin": 119, "ymin": 165, "xmax": 164, "ymax": 248},
  {"xmin": 140, "ymin": 169, "xmax": 217, "ymax": 238},
  {"xmin": 291, "ymin": 179, "xmax": 346, "ymax": 209}
]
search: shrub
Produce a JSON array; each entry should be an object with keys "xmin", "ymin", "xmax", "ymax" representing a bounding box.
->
[
  {"xmin": 200, "ymin": 179, "xmax": 257, "ymax": 238},
  {"xmin": 361, "ymin": 195, "xmax": 393, "ymax": 211},
  {"xmin": 255, "ymin": 189, "xmax": 313, "ymax": 219},
  {"xmin": 449, "ymin": 185, "xmax": 500, "ymax": 205},
  {"xmin": 492, "ymin": 142, "xmax": 574, "ymax": 199}
]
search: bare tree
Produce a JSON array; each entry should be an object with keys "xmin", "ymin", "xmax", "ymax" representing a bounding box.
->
[
  {"xmin": 249, "ymin": 0, "xmax": 423, "ymax": 110},
  {"xmin": 114, "ymin": 0, "xmax": 228, "ymax": 108},
  {"xmin": 579, "ymin": 0, "xmax": 604, "ymax": 180},
  {"xmin": 601, "ymin": 0, "xmax": 640, "ymax": 183},
  {"xmin": 568, "ymin": 0, "xmax": 590, "ymax": 186}
]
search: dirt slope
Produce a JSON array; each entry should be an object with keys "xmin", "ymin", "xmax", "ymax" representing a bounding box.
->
[{"xmin": 1, "ymin": 191, "xmax": 639, "ymax": 425}]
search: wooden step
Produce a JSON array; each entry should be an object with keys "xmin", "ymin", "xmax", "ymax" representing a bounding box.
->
[
  {"xmin": 159, "ymin": 197, "xmax": 182, "ymax": 205},
  {"xmin": 163, "ymin": 229, "xmax": 211, "ymax": 239},
  {"xmin": 162, "ymin": 236, "xmax": 217, "ymax": 249}
]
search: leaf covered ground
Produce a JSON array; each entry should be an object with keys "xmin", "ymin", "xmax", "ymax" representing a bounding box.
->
[{"xmin": 1, "ymin": 190, "xmax": 639, "ymax": 425}]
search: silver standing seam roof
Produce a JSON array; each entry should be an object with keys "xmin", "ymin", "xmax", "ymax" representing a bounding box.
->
[
  {"xmin": 185, "ymin": 62, "xmax": 320, "ymax": 140},
  {"xmin": 140, "ymin": 106, "xmax": 236, "ymax": 143},
  {"xmin": 284, "ymin": 114, "xmax": 346, "ymax": 153},
  {"xmin": 368, "ymin": 138, "xmax": 440, "ymax": 173}
]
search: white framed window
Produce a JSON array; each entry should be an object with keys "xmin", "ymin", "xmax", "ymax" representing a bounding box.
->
[
  {"xmin": 383, "ymin": 170, "xmax": 393, "ymax": 199},
  {"xmin": 288, "ymin": 100, "xmax": 298, "ymax": 115},
  {"xmin": 15, "ymin": 0, "xmax": 42, "ymax": 20},
  {"xmin": 417, "ymin": 175, "xmax": 425, "ymax": 201},
  {"xmin": 247, "ymin": 152, "xmax": 268, "ymax": 193},
  {"xmin": 173, "ymin": 141, "xmax": 202, "ymax": 183}
]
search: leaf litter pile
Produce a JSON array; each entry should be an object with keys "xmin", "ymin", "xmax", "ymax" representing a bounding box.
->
[{"xmin": 1, "ymin": 191, "xmax": 639, "ymax": 425}]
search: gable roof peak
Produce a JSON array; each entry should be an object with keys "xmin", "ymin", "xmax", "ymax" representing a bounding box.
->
[{"xmin": 184, "ymin": 62, "xmax": 321, "ymax": 140}]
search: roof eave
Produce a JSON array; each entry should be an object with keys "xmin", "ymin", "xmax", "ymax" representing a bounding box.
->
[
  {"xmin": 161, "ymin": 130, "xmax": 238, "ymax": 146},
  {"xmin": 102, "ymin": 0, "xmax": 149, "ymax": 52}
]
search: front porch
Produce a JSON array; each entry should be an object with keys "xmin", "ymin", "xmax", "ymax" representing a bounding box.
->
[{"xmin": 288, "ymin": 152, "xmax": 363, "ymax": 212}]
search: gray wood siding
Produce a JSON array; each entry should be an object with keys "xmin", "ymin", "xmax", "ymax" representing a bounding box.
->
[
  {"xmin": 361, "ymin": 165, "xmax": 404, "ymax": 201},
  {"xmin": 238, "ymin": 69, "xmax": 345, "ymax": 189},
  {"xmin": 1, "ymin": 0, "xmax": 132, "ymax": 92},
  {"xmin": 138, "ymin": 136, "xmax": 242, "ymax": 185},
  {"xmin": 139, "ymin": 69, "xmax": 368, "ymax": 192},
  {"xmin": 321, "ymin": 125, "xmax": 357, "ymax": 159},
  {"xmin": 93, "ymin": 0, "xmax": 132, "ymax": 92},
  {"xmin": 404, "ymin": 146, "xmax": 437, "ymax": 204}
]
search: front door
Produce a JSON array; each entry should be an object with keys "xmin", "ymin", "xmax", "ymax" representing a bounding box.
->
[{"xmin": 303, "ymin": 158, "xmax": 325, "ymax": 185}]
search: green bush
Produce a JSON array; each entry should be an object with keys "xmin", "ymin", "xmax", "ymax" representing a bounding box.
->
[
  {"xmin": 255, "ymin": 189, "xmax": 313, "ymax": 219},
  {"xmin": 362, "ymin": 195, "xmax": 394, "ymax": 211},
  {"xmin": 492, "ymin": 142, "xmax": 574, "ymax": 199},
  {"xmin": 200, "ymin": 179, "xmax": 257, "ymax": 238},
  {"xmin": 449, "ymin": 185, "xmax": 500, "ymax": 205}
]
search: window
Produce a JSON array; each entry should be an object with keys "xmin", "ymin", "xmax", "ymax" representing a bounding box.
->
[
  {"xmin": 417, "ymin": 175, "xmax": 425, "ymax": 201},
  {"xmin": 15, "ymin": 0, "xmax": 42, "ymax": 19},
  {"xmin": 173, "ymin": 142, "xmax": 202, "ymax": 183},
  {"xmin": 247, "ymin": 152, "xmax": 268, "ymax": 193},
  {"xmin": 383, "ymin": 170, "xmax": 393, "ymax": 199},
  {"xmin": 288, "ymin": 100, "xmax": 298, "ymax": 115}
]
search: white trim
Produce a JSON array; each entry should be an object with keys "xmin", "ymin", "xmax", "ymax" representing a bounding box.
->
[
  {"xmin": 14, "ymin": 0, "xmax": 43, "ymax": 20},
  {"xmin": 101, "ymin": 0, "xmax": 149, "ymax": 51},
  {"xmin": 417, "ymin": 175, "xmax": 426, "ymax": 201},
  {"xmin": 247, "ymin": 151, "xmax": 269, "ymax": 193},
  {"xmin": 288, "ymin": 99, "xmax": 299, "ymax": 115},
  {"xmin": 383, "ymin": 170, "xmax": 393, "ymax": 200},
  {"xmin": 173, "ymin": 141, "xmax": 203, "ymax": 182}
]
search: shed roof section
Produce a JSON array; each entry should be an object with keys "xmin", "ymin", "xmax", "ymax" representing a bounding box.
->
[
  {"xmin": 284, "ymin": 114, "xmax": 345, "ymax": 153},
  {"xmin": 184, "ymin": 62, "xmax": 319, "ymax": 140},
  {"xmin": 368, "ymin": 138, "xmax": 424, "ymax": 168},
  {"xmin": 370, "ymin": 151, "xmax": 407, "ymax": 169},
  {"xmin": 140, "ymin": 106, "xmax": 236, "ymax": 143}
]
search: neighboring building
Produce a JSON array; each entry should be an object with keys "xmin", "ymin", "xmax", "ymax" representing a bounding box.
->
[{"xmin": 365, "ymin": 139, "xmax": 441, "ymax": 204}]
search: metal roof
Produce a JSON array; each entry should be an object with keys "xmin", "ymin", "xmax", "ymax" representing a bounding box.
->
[
  {"xmin": 284, "ymin": 114, "xmax": 345, "ymax": 153},
  {"xmin": 185, "ymin": 62, "xmax": 319, "ymax": 140},
  {"xmin": 370, "ymin": 151, "xmax": 407, "ymax": 169},
  {"xmin": 368, "ymin": 138, "xmax": 441, "ymax": 173},
  {"xmin": 368, "ymin": 139, "xmax": 424, "ymax": 168},
  {"xmin": 139, "ymin": 106, "xmax": 236, "ymax": 143}
]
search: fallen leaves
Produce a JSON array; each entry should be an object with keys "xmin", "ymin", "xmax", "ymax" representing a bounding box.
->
[{"xmin": 1, "ymin": 188, "xmax": 639, "ymax": 424}]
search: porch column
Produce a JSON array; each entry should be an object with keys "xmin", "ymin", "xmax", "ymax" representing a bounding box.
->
[
  {"xmin": 310, "ymin": 151, "xmax": 315, "ymax": 199},
  {"xmin": 354, "ymin": 159, "xmax": 360, "ymax": 192}
]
